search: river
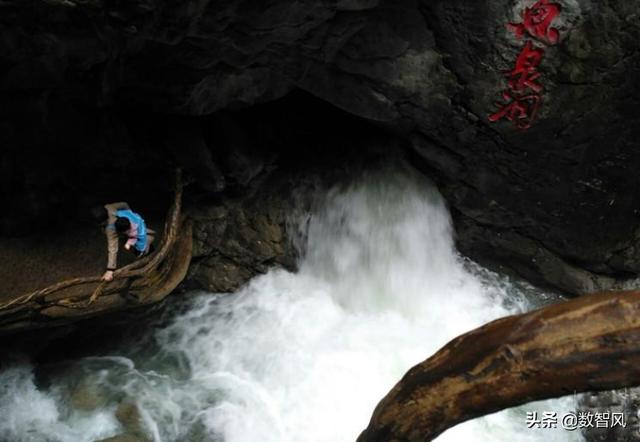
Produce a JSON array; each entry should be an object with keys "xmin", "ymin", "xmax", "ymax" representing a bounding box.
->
[{"xmin": 0, "ymin": 165, "xmax": 582, "ymax": 442}]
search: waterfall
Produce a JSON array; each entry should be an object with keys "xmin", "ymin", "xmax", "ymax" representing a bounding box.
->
[{"xmin": 0, "ymin": 165, "xmax": 581, "ymax": 442}]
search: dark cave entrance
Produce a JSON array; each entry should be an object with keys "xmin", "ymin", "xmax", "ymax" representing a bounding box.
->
[{"xmin": 0, "ymin": 88, "xmax": 406, "ymax": 298}]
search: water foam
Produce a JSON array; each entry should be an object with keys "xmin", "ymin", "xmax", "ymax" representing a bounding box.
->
[{"xmin": 0, "ymin": 166, "xmax": 582, "ymax": 441}]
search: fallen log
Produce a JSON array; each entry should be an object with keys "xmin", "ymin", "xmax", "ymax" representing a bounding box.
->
[
  {"xmin": 0, "ymin": 169, "xmax": 192, "ymax": 335},
  {"xmin": 357, "ymin": 290, "xmax": 640, "ymax": 441}
]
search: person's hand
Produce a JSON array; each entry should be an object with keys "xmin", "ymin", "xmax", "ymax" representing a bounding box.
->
[
  {"xmin": 124, "ymin": 243, "xmax": 131, "ymax": 251},
  {"xmin": 102, "ymin": 270, "xmax": 114, "ymax": 281}
]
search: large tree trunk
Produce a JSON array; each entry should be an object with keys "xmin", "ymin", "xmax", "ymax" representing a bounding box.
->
[{"xmin": 357, "ymin": 290, "xmax": 640, "ymax": 441}]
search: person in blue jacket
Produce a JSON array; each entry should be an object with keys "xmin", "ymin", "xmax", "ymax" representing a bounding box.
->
[{"xmin": 92, "ymin": 202, "xmax": 156, "ymax": 281}]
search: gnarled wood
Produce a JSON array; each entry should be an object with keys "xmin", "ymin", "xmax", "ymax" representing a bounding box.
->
[
  {"xmin": 358, "ymin": 290, "xmax": 640, "ymax": 442},
  {"xmin": 0, "ymin": 169, "xmax": 192, "ymax": 335}
]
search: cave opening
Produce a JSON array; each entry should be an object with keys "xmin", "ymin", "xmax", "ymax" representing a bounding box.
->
[{"xmin": 0, "ymin": 88, "xmax": 406, "ymax": 300}]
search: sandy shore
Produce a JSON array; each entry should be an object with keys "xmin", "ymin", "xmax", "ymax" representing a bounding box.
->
[{"xmin": 0, "ymin": 222, "xmax": 161, "ymax": 302}]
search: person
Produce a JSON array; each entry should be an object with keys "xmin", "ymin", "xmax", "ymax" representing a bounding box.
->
[{"xmin": 92, "ymin": 202, "xmax": 155, "ymax": 281}]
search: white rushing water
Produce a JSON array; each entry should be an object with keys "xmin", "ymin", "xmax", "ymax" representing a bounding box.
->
[{"xmin": 0, "ymin": 166, "xmax": 582, "ymax": 442}]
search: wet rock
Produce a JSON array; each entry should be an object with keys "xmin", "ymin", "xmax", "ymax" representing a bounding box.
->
[
  {"xmin": 579, "ymin": 389, "xmax": 640, "ymax": 442},
  {"xmin": 69, "ymin": 381, "xmax": 108, "ymax": 411},
  {"xmin": 188, "ymin": 175, "xmax": 316, "ymax": 292},
  {"xmin": 453, "ymin": 214, "xmax": 617, "ymax": 294},
  {"xmin": 93, "ymin": 399, "xmax": 151, "ymax": 442},
  {"xmin": 115, "ymin": 400, "xmax": 145, "ymax": 435}
]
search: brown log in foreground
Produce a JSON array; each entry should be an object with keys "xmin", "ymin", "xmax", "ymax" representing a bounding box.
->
[
  {"xmin": 357, "ymin": 290, "xmax": 640, "ymax": 441},
  {"xmin": 0, "ymin": 169, "xmax": 192, "ymax": 335}
]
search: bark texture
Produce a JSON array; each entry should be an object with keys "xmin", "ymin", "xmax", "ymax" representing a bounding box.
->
[{"xmin": 358, "ymin": 290, "xmax": 640, "ymax": 441}]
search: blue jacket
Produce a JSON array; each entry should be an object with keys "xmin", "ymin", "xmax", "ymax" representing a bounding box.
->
[{"xmin": 114, "ymin": 209, "xmax": 148, "ymax": 252}]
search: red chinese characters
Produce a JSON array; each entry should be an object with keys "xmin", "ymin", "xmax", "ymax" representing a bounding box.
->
[
  {"xmin": 508, "ymin": 0, "xmax": 561, "ymax": 45},
  {"xmin": 488, "ymin": 0, "xmax": 562, "ymax": 130},
  {"xmin": 507, "ymin": 41, "xmax": 545, "ymax": 93},
  {"xmin": 489, "ymin": 91, "xmax": 541, "ymax": 129}
]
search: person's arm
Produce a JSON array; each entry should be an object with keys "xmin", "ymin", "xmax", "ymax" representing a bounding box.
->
[{"xmin": 102, "ymin": 202, "xmax": 130, "ymax": 281}]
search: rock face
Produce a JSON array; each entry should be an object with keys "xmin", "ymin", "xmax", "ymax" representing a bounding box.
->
[
  {"xmin": 579, "ymin": 389, "xmax": 640, "ymax": 442},
  {"xmin": 2, "ymin": 0, "xmax": 639, "ymax": 295},
  {"xmin": 188, "ymin": 176, "xmax": 306, "ymax": 293}
]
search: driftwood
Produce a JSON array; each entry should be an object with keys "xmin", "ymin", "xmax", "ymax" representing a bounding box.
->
[
  {"xmin": 0, "ymin": 169, "xmax": 192, "ymax": 335},
  {"xmin": 358, "ymin": 290, "xmax": 640, "ymax": 442}
]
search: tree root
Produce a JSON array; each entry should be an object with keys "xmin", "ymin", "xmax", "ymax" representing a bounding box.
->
[{"xmin": 0, "ymin": 169, "xmax": 192, "ymax": 333}]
